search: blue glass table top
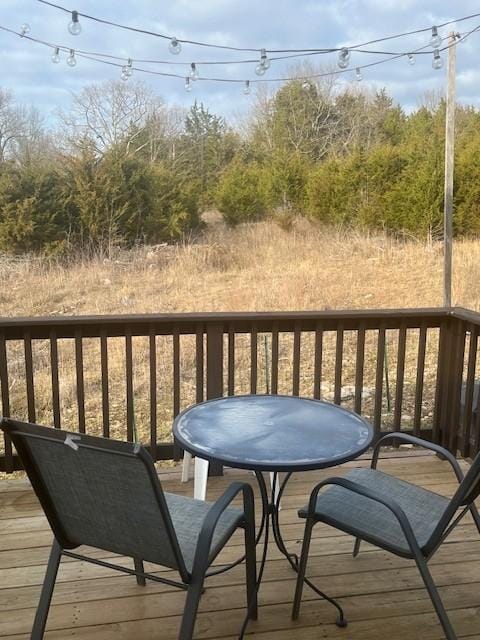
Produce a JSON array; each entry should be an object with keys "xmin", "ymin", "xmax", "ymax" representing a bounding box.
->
[{"xmin": 173, "ymin": 394, "xmax": 373, "ymax": 472}]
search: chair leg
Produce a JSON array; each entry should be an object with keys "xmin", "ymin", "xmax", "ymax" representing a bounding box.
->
[
  {"xmin": 134, "ymin": 557, "xmax": 146, "ymax": 586},
  {"xmin": 178, "ymin": 575, "xmax": 205, "ymax": 640},
  {"xmin": 352, "ymin": 537, "xmax": 361, "ymax": 557},
  {"xmin": 292, "ymin": 519, "xmax": 314, "ymax": 620},
  {"xmin": 194, "ymin": 457, "xmax": 209, "ymax": 501},
  {"xmin": 182, "ymin": 451, "xmax": 192, "ymax": 483},
  {"xmin": 31, "ymin": 539, "xmax": 62, "ymax": 640},
  {"xmin": 469, "ymin": 504, "xmax": 480, "ymax": 536},
  {"xmin": 413, "ymin": 553, "xmax": 457, "ymax": 640},
  {"xmin": 244, "ymin": 520, "xmax": 258, "ymax": 620}
]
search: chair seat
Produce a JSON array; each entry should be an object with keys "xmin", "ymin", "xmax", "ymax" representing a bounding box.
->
[
  {"xmin": 165, "ymin": 493, "xmax": 244, "ymax": 571},
  {"xmin": 299, "ymin": 468, "xmax": 450, "ymax": 556}
]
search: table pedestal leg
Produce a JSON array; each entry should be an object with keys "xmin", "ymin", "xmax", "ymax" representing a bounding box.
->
[{"xmin": 239, "ymin": 471, "xmax": 346, "ymax": 638}]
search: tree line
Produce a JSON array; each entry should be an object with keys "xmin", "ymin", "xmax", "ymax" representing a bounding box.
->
[{"xmin": 0, "ymin": 75, "xmax": 479, "ymax": 254}]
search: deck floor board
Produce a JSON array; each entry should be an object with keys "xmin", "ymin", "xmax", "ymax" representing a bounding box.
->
[{"xmin": 1, "ymin": 451, "xmax": 479, "ymax": 639}]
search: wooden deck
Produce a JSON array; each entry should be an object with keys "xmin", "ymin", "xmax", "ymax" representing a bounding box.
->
[{"xmin": 1, "ymin": 450, "xmax": 479, "ymax": 639}]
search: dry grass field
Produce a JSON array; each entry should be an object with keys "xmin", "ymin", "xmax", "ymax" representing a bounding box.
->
[
  {"xmin": 2, "ymin": 218, "xmax": 480, "ymax": 317},
  {"xmin": 1, "ymin": 218, "xmax": 480, "ymax": 461}
]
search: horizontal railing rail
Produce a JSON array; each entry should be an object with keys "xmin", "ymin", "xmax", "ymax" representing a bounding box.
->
[{"xmin": 1, "ymin": 307, "xmax": 480, "ymax": 473}]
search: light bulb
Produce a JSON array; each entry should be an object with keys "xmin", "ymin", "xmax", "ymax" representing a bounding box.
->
[
  {"xmin": 355, "ymin": 67, "xmax": 362, "ymax": 81},
  {"xmin": 430, "ymin": 26, "xmax": 442, "ymax": 48},
  {"xmin": 432, "ymin": 49, "xmax": 443, "ymax": 70},
  {"xmin": 260, "ymin": 48, "xmax": 270, "ymax": 70},
  {"xmin": 51, "ymin": 47, "xmax": 61, "ymax": 64},
  {"xmin": 190, "ymin": 62, "xmax": 199, "ymax": 80},
  {"xmin": 67, "ymin": 49, "xmax": 76, "ymax": 67},
  {"xmin": 407, "ymin": 53, "xmax": 415, "ymax": 65},
  {"xmin": 68, "ymin": 10, "xmax": 81, "ymax": 36},
  {"xmin": 20, "ymin": 23, "xmax": 31, "ymax": 37},
  {"xmin": 243, "ymin": 80, "xmax": 251, "ymax": 95},
  {"xmin": 169, "ymin": 38, "xmax": 182, "ymax": 55},
  {"xmin": 125, "ymin": 59, "xmax": 133, "ymax": 76},
  {"xmin": 302, "ymin": 80, "xmax": 311, "ymax": 90},
  {"xmin": 185, "ymin": 77, "xmax": 192, "ymax": 92},
  {"xmin": 338, "ymin": 47, "xmax": 350, "ymax": 69},
  {"xmin": 255, "ymin": 63, "xmax": 266, "ymax": 76}
]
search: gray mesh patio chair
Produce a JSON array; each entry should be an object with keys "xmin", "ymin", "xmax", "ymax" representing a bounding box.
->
[
  {"xmin": 292, "ymin": 432, "xmax": 480, "ymax": 640},
  {"xmin": 0, "ymin": 418, "xmax": 257, "ymax": 640}
]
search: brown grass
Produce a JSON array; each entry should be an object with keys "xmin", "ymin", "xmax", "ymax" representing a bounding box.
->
[{"xmin": 1, "ymin": 219, "xmax": 479, "ymax": 466}]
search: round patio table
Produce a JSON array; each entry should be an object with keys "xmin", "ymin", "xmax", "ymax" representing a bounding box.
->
[{"xmin": 173, "ymin": 394, "xmax": 373, "ymax": 635}]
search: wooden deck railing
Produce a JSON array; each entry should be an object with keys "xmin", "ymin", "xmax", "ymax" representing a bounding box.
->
[{"xmin": 1, "ymin": 307, "xmax": 480, "ymax": 473}]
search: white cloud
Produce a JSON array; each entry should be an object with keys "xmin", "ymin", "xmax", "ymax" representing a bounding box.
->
[{"xmin": 0, "ymin": 0, "xmax": 478, "ymax": 123}]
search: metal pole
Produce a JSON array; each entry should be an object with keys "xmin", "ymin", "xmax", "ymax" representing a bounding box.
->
[{"xmin": 443, "ymin": 32, "xmax": 457, "ymax": 307}]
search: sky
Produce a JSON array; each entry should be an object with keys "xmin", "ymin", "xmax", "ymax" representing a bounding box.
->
[{"xmin": 1, "ymin": 0, "xmax": 480, "ymax": 127}]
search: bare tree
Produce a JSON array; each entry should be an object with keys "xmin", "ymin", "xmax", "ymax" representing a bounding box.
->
[
  {"xmin": 0, "ymin": 89, "xmax": 27, "ymax": 163},
  {"xmin": 59, "ymin": 80, "xmax": 173, "ymax": 158}
]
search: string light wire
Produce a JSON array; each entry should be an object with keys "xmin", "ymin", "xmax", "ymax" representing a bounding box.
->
[
  {"xmin": 0, "ymin": 22, "xmax": 477, "ymax": 86},
  {"xmin": 36, "ymin": 0, "xmax": 480, "ymax": 55}
]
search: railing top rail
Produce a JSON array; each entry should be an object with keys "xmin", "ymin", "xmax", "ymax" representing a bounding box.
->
[
  {"xmin": 0, "ymin": 307, "xmax": 457, "ymax": 339},
  {"xmin": 451, "ymin": 307, "xmax": 480, "ymax": 326}
]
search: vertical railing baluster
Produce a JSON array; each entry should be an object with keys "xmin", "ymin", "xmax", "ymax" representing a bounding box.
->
[
  {"xmin": 292, "ymin": 322, "xmax": 301, "ymax": 396},
  {"xmin": 313, "ymin": 322, "xmax": 323, "ymax": 399},
  {"xmin": 149, "ymin": 326, "xmax": 157, "ymax": 459},
  {"xmin": 206, "ymin": 322, "xmax": 224, "ymax": 476},
  {"xmin": 196, "ymin": 326, "xmax": 204, "ymax": 402},
  {"xmin": 433, "ymin": 321, "xmax": 448, "ymax": 444},
  {"xmin": 0, "ymin": 331, "xmax": 13, "ymax": 472},
  {"xmin": 462, "ymin": 325, "xmax": 477, "ymax": 457},
  {"xmin": 448, "ymin": 321, "xmax": 466, "ymax": 453},
  {"xmin": 334, "ymin": 324, "xmax": 344, "ymax": 405},
  {"xmin": 271, "ymin": 323, "xmax": 279, "ymax": 395},
  {"xmin": 75, "ymin": 329, "xmax": 86, "ymax": 434},
  {"xmin": 24, "ymin": 331, "xmax": 36, "ymax": 423},
  {"xmin": 227, "ymin": 327, "xmax": 235, "ymax": 396},
  {"xmin": 373, "ymin": 325, "xmax": 386, "ymax": 435},
  {"xmin": 354, "ymin": 324, "xmax": 366, "ymax": 414},
  {"xmin": 393, "ymin": 323, "xmax": 407, "ymax": 431},
  {"xmin": 125, "ymin": 327, "xmax": 134, "ymax": 442},
  {"xmin": 172, "ymin": 327, "xmax": 181, "ymax": 460},
  {"xmin": 413, "ymin": 324, "xmax": 427, "ymax": 436},
  {"xmin": 100, "ymin": 330, "xmax": 110, "ymax": 439},
  {"xmin": 49, "ymin": 331, "xmax": 61, "ymax": 429},
  {"xmin": 250, "ymin": 324, "xmax": 258, "ymax": 394}
]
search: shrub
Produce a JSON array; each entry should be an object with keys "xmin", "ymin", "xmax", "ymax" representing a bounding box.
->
[{"xmin": 216, "ymin": 160, "xmax": 267, "ymax": 226}]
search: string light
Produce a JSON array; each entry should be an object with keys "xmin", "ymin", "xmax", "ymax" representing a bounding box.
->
[
  {"xmin": 243, "ymin": 79, "xmax": 251, "ymax": 94},
  {"xmin": 36, "ymin": 0, "xmax": 480, "ymax": 57},
  {"xmin": 68, "ymin": 10, "xmax": 81, "ymax": 35},
  {"xmin": 184, "ymin": 76, "xmax": 192, "ymax": 91},
  {"xmin": 190, "ymin": 62, "xmax": 199, "ymax": 80},
  {"xmin": 51, "ymin": 46, "xmax": 60, "ymax": 63},
  {"xmin": 430, "ymin": 26, "xmax": 442, "ymax": 48},
  {"xmin": 121, "ymin": 58, "xmax": 133, "ymax": 80},
  {"xmin": 338, "ymin": 47, "xmax": 350, "ymax": 69},
  {"xmin": 260, "ymin": 48, "xmax": 270, "ymax": 69},
  {"xmin": 254, "ymin": 48, "xmax": 271, "ymax": 75},
  {"xmin": 355, "ymin": 67, "xmax": 362, "ymax": 81},
  {"xmin": 2, "ymin": 18, "xmax": 479, "ymax": 89},
  {"xmin": 20, "ymin": 23, "xmax": 30, "ymax": 37},
  {"xmin": 66, "ymin": 48, "xmax": 76, "ymax": 66},
  {"xmin": 432, "ymin": 48, "xmax": 443, "ymax": 69},
  {"xmin": 169, "ymin": 37, "xmax": 181, "ymax": 55},
  {"xmin": 407, "ymin": 53, "xmax": 415, "ymax": 65}
]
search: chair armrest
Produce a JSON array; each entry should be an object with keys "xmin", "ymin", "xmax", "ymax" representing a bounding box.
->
[
  {"xmin": 372, "ymin": 432, "xmax": 464, "ymax": 481},
  {"xmin": 191, "ymin": 482, "xmax": 255, "ymax": 576},
  {"xmin": 306, "ymin": 477, "xmax": 420, "ymax": 553}
]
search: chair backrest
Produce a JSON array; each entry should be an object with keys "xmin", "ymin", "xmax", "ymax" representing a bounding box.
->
[
  {"xmin": 428, "ymin": 449, "xmax": 480, "ymax": 552},
  {"xmin": 0, "ymin": 418, "xmax": 188, "ymax": 579}
]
